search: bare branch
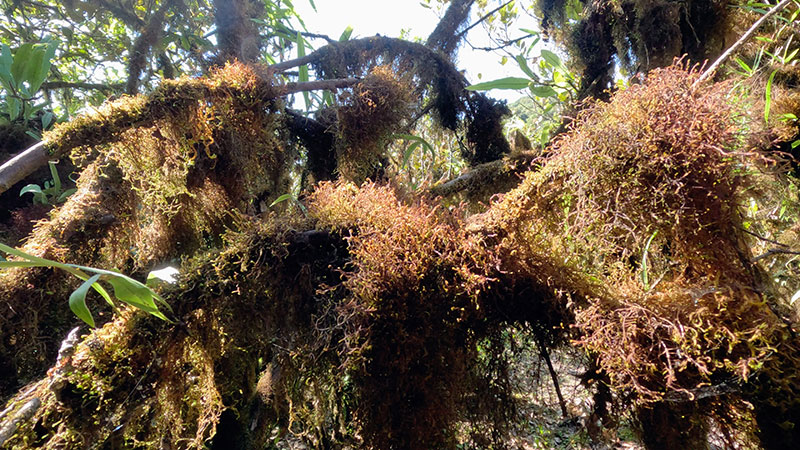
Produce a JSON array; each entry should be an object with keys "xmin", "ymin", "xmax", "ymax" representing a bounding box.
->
[
  {"xmin": 0, "ymin": 142, "xmax": 48, "ymax": 196},
  {"xmin": 282, "ymin": 77, "xmax": 359, "ymax": 95},
  {"xmin": 694, "ymin": 0, "xmax": 794, "ymax": 87},
  {"xmin": 41, "ymin": 81, "xmax": 125, "ymax": 92},
  {"xmin": 457, "ymin": 0, "xmax": 514, "ymax": 39}
]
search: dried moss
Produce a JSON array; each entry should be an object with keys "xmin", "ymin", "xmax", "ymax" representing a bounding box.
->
[{"xmin": 336, "ymin": 66, "xmax": 413, "ymax": 183}]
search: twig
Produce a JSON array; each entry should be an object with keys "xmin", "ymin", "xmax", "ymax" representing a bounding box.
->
[
  {"xmin": 0, "ymin": 397, "xmax": 41, "ymax": 445},
  {"xmin": 694, "ymin": 0, "xmax": 794, "ymax": 87},
  {"xmin": 742, "ymin": 227, "xmax": 788, "ymax": 247},
  {"xmin": 457, "ymin": 0, "xmax": 514, "ymax": 38},
  {"xmin": 752, "ymin": 247, "xmax": 800, "ymax": 262}
]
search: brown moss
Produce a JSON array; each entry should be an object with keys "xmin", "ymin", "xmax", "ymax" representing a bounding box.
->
[
  {"xmin": 1, "ymin": 61, "xmax": 290, "ymax": 400},
  {"xmin": 336, "ymin": 66, "xmax": 413, "ymax": 183},
  {"xmin": 308, "ymin": 182, "xmax": 513, "ymax": 448}
]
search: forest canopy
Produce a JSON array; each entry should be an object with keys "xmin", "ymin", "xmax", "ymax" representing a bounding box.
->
[{"xmin": 1, "ymin": 0, "xmax": 800, "ymax": 449}]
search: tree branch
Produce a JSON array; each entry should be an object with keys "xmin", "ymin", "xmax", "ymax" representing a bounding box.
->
[
  {"xmin": 457, "ymin": 0, "xmax": 514, "ymax": 38},
  {"xmin": 0, "ymin": 77, "xmax": 360, "ymax": 195},
  {"xmin": 126, "ymin": 0, "xmax": 176, "ymax": 94},
  {"xmin": 426, "ymin": 0, "xmax": 475, "ymax": 55},
  {"xmin": 41, "ymin": 81, "xmax": 125, "ymax": 92},
  {"xmin": 429, "ymin": 151, "xmax": 538, "ymax": 197},
  {"xmin": 0, "ymin": 142, "xmax": 48, "ymax": 196},
  {"xmin": 694, "ymin": 0, "xmax": 794, "ymax": 87}
]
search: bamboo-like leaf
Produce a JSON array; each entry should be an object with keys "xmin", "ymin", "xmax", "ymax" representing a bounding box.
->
[
  {"xmin": 296, "ymin": 32, "xmax": 310, "ymax": 110},
  {"xmin": 765, "ymin": 69, "xmax": 777, "ymax": 123},
  {"xmin": 641, "ymin": 230, "xmax": 658, "ymax": 291},
  {"xmin": 466, "ymin": 77, "xmax": 530, "ymax": 91},
  {"xmin": 339, "ymin": 25, "xmax": 353, "ymax": 42},
  {"xmin": 270, "ymin": 193, "xmax": 293, "ymax": 206},
  {"xmin": 69, "ymin": 274, "xmax": 100, "ymax": 327}
]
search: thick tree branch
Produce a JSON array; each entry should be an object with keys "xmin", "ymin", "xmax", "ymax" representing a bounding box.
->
[
  {"xmin": 694, "ymin": 0, "xmax": 794, "ymax": 87},
  {"xmin": 214, "ymin": 0, "xmax": 262, "ymax": 63},
  {"xmin": 41, "ymin": 81, "xmax": 125, "ymax": 92},
  {"xmin": 126, "ymin": 0, "xmax": 175, "ymax": 94},
  {"xmin": 0, "ymin": 77, "xmax": 359, "ymax": 195},
  {"xmin": 0, "ymin": 142, "xmax": 48, "ymax": 195},
  {"xmin": 429, "ymin": 151, "xmax": 538, "ymax": 197},
  {"xmin": 426, "ymin": 0, "xmax": 475, "ymax": 55}
]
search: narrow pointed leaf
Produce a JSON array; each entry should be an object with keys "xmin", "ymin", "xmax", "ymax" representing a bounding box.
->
[{"xmin": 69, "ymin": 274, "xmax": 100, "ymax": 327}]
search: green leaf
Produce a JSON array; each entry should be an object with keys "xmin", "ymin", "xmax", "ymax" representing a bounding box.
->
[
  {"xmin": 641, "ymin": 230, "xmax": 658, "ymax": 291},
  {"xmin": 529, "ymin": 85, "xmax": 558, "ymax": 98},
  {"xmin": 19, "ymin": 184, "xmax": 43, "ymax": 197},
  {"xmin": 765, "ymin": 69, "xmax": 777, "ymax": 123},
  {"xmin": 42, "ymin": 111, "xmax": 55, "ymax": 130},
  {"xmin": 540, "ymin": 49, "xmax": 563, "ymax": 70},
  {"xmin": 401, "ymin": 141, "xmax": 421, "ymax": 169},
  {"xmin": 7, "ymin": 97, "xmax": 20, "ymax": 121},
  {"xmin": 515, "ymin": 55, "xmax": 537, "ymax": 80},
  {"xmin": 106, "ymin": 275, "xmax": 165, "ymax": 318},
  {"xmin": 28, "ymin": 40, "xmax": 58, "ymax": 93},
  {"xmin": 734, "ymin": 57, "xmax": 753, "ymax": 75},
  {"xmin": 296, "ymin": 32, "xmax": 310, "ymax": 109},
  {"xmin": 270, "ymin": 193, "xmax": 293, "ymax": 206},
  {"xmin": 466, "ymin": 77, "xmax": 530, "ymax": 91},
  {"xmin": 339, "ymin": 25, "xmax": 353, "ymax": 42},
  {"xmin": 69, "ymin": 274, "xmax": 100, "ymax": 327},
  {"xmin": 57, "ymin": 188, "xmax": 77, "ymax": 202},
  {"xmin": 10, "ymin": 43, "xmax": 33, "ymax": 84},
  {"xmin": 784, "ymin": 48, "xmax": 798, "ymax": 64},
  {"xmin": 308, "ymin": 0, "xmax": 317, "ymax": 11}
]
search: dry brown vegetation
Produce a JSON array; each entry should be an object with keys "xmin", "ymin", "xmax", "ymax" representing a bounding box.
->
[{"xmin": 2, "ymin": 2, "xmax": 800, "ymax": 448}]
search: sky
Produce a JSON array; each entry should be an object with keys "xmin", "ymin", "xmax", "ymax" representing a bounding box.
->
[{"xmin": 293, "ymin": 0, "xmax": 536, "ymax": 102}]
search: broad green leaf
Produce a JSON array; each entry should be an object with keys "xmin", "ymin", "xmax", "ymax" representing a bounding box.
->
[
  {"xmin": 466, "ymin": 77, "xmax": 530, "ymax": 91},
  {"xmin": 28, "ymin": 40, "xmax": 58, "ymax": 93},
  {"xmin": 106, "ymin": 275, "xmax": 163, "ymax": 317},
  {"xmin": 7, "ymin": 97, "xmax": 20, "ymax": 121},
  {"xmin": 529, "ymin": 85, "xmax": 558, "ymax": 97},
  {"xmin": 402, "ymin": 141, "xmax": 421, "ymax": 169},
  {"xmin": 339, "ymin": 25, "xmax": 353, "ymax": 42},
  {"xmin": 69, "ymin": 274, "xmax": 101, "ymax": 327},
  {"xmin": 540, "ymin": 49, "xmax": 563, "ymax": 70},
  {"xmin": 19, "ymin": 184, "xmax": 43, "ymax": 197},
  {"xmin": 10, "ymin": 43, "xmax": 33, "ymax": 84},
  {"xmin": 42, "ymin": 111, "xmax": 55, "ymax": 130}
]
